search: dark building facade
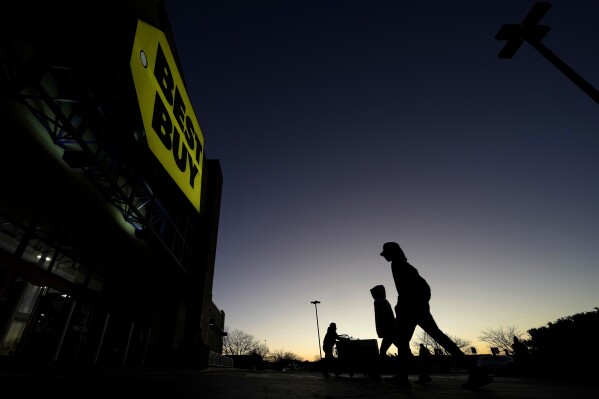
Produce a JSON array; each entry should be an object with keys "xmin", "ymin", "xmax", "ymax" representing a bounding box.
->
[{"xmin": 0, "ymin": 0, "xmax": 227, "ymax": 368}]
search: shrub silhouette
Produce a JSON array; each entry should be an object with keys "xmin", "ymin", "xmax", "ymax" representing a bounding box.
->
[{"xmin": 526, "ymin": 307, "xmax": 599, "ymax": 379}]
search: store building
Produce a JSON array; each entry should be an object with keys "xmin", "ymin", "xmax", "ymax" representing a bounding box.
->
[{"xmin": 0, "ymin": 0, "xmax": 228, "ymax": 368}]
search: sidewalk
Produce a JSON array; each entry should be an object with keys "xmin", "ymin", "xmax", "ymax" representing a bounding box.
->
[
  {"xmin": 1, "ymin": 362, "xmax": 595, "ymax": 398},
  {"xmin": 193, "ymin": 368, "xmax": 596, "ymax": 399}
]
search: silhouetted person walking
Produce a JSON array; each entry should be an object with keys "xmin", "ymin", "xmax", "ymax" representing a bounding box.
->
[
  {"xmin": 419, "ymin": 343, "xmax": 431, "ymax": 357},
  {"xmin": 370, "ymin": 284, "xmax": 400, "ymax": 378},
  {"xmin": 370, "ymin": 285, "xmax": 398, "ymax": 356},
  {"xmin": 380, "ymin": 241, "xmax": 493, "ymax": 389},
  {"xmin": 322, "ymin": 322, "xmax": 340, "ymax": 377},
  {"xmin": 511, "ymin": 336, "xmax": 530, "ymax": 373},
  {"xmin": 419, "ymin": 343, "xmax": 433, "ymax": 374}
]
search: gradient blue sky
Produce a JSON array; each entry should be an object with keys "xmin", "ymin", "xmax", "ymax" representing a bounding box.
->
[{"xmin": 166, "ymin": 0, "xmax": 599, "ymax": 360}]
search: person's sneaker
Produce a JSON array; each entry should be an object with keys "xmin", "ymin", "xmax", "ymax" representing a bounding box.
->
[
  {"xmin": 415, "ymin": 374, "xmax": 432, "ymax": 385},
  {"xmin": 386, "ymin": 375, "xmax": 412, "ymax": 389},
  {"xmin": 462, "ymin": 372, "xmax": 494, "ymax": 389}
]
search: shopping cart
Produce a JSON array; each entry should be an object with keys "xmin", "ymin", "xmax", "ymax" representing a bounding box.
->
[{"xmin": 334, "ymin": 334, "xmax": 381, "ymax": 379}]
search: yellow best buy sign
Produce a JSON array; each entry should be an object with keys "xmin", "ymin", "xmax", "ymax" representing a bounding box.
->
[{"xmin": 130, "ymin": 19, "xmax": 204, "ymax": 212}]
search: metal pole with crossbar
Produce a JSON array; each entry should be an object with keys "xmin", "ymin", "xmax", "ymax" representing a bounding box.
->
[{"xmin": 495, "ymin": 2, "xmax": 599, "ymax": 105}]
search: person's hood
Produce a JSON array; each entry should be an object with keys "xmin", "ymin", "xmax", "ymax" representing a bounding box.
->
[{"xmin": 370, "ymin": 284, "xmax": 386, "ymax": 299}]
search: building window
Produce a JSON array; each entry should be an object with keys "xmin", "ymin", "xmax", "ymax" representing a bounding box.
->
[
  {"xmin": 0, "ymin": 217, "xmax": 25, "ymax": 255},
  {"xmin": 51, "ymin": 255, "xmax": 87, "ymax": 284},
  {"xmin": 20, "ymin": 238, "xmax": 55, "ymax": 269}
]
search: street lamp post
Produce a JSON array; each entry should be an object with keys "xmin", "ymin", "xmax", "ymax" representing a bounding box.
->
[
  {"xmin": 495, "ymin": 2, "xmax": 599, "ymax": 105},
  {"xmin": 310, "ymin": 300, "xmax": 323, "ymax": 360}
]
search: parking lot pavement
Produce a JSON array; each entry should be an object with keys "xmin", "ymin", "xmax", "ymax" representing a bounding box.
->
[
  {"xmin": 2, "ymin": 365, "xmax": 596, "ymax": 398},
  {"xmin": 191, "ymin": 370, "xmax": 596, "ymax": 399}
]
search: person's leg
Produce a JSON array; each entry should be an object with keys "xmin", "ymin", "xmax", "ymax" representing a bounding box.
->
[
  {"xmin": 376, "ymin": 337, "xmax": 392, "ymax": 379},
  {"xmin": 380, "ymin": 337, "xmax": 392, "ymax": 356},
  {"xmin": 417, "ymin": 311, "xmax": 466, "ymax": 359},
  {"xmin": 388, "ymin": 316, "xmax": 417, "ymax": 388},
  {"xmin": 322, "ymin": 350, "xmax": 331, "ymax": 376},
  {"xmin": 417, "ymin": 309, "xmax": 493, "ymax": 389}
]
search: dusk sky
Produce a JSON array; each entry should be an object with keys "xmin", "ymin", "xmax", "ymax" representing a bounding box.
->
[{"xmin": 166, "ymin": 0, "xmax": 599, "ymax": 361}]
